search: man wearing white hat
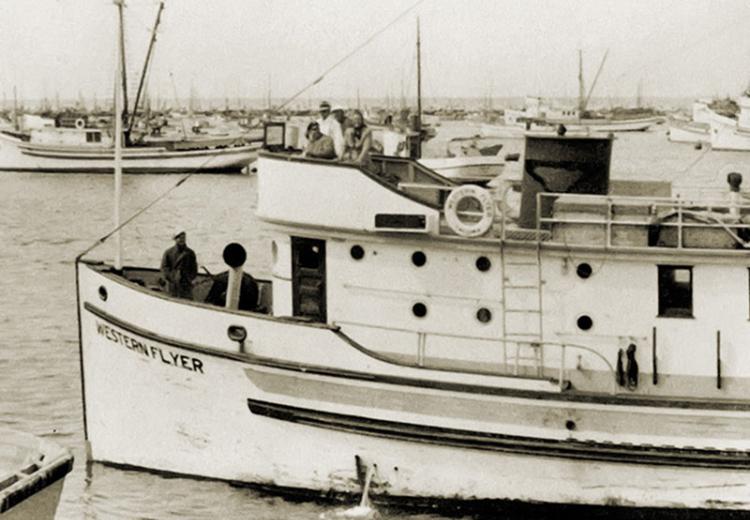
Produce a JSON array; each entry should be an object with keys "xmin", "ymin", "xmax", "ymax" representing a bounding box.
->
[
  {"xmin": 316, "ymin": 101, "xmax": 344, "ymax": 158},
  {"xmin": 160, "ymin": 230, "xmax": 198, "ymax": 299}
]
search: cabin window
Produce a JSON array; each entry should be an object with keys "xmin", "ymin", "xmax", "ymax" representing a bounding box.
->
[
  {"xmin": 658, "ymin": 266, "xmax": 693, "ymax": 318},
  {"xmin": 86, "ymin": 131, "xmax": 101, "ymax": 143},
  {"xmin": 411, "ymin": 251, "xmax": 427, "ymax": 267}
]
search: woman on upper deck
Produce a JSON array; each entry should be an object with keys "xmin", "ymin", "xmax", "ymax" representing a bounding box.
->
[{"xmin": 342, "ymin": 109, "xmax": 373, "ymax": 165}]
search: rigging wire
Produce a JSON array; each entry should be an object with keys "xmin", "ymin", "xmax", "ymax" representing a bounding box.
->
[{"xmin": 274, "ymin": 0, "xmax": 425, "ymax": 110}]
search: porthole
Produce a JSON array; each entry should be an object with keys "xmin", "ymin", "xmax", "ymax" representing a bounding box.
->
[
  {"xmin": 98, "ymin": 286, "xmax": 108, "ymax": 301},
  {"xmin": 412, "ymin": 302, "xmax": 427, "ymax": 318},
  {"xmin": 476, "ymin": 256, "xmax": 491, "ymax": 272},
  {"xmin": 476, "ymin": 307, "xmax": 492, "ymax": 323},
  {"xmin": 350, "ymin": 245, "xmax": 365, "ymax": 260},
  {"xmin": 576, "ymin": 262, "xmax": 592, "ymax": 279},
  {"xmin": 565, "ymin": 420, "xmax": 577, "ymax": 431},
  {"xmin": 411, "ymin": 251, "xmax": 426, "ymax": 267},
  {"xmin": 577, "ymin": 315, "xmax": 593, "ymax": 331}
]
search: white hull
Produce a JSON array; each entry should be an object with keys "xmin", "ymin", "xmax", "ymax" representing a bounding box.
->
[
  {"xmin": 549, "ymin": 117, "xmax": 660, "ymax": 133},
  {"xmin": 0, "ymin": 132, "xmax": 257, "ymax": 173},
  {"xmin": 667, "ymin": 122, "xmax": 709, "ymax": 144},
  {"xmin": 710, "ymin": 124, "xmax": 750, "ymax": 151},
  {"xmin": 418, "ymin": 156, "xmax": 506, "ymax": 183},
  {"xmin": 78, "ymin": 263, "xmax": 750, "ymax": 511}
]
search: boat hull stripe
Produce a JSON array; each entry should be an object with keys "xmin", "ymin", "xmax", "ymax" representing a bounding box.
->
[{"xmin": 246, "ymin": 398, "xmax": 750, "ymax": 469}]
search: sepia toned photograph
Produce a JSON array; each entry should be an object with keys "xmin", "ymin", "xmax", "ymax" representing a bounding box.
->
[{"xmin": 2, "ymin": 0, "xmax": 750, "ymax": 518}]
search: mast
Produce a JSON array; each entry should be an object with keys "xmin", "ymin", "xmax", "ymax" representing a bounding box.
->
[
  {"xmin": 116, "ymin": 0, "xmax": 129, "ymax": 131},
  {"xmin": 128, "ymin": 0, "xmax": 165, "ymax": 136},
  {"xmin": 415, "ymin": 16, "xmax": 422, "ymax": 158},
  {"xmin": 12, "ymin": 86, "xmax": 18, "ymax": 131},
  {"xmin": 113, "ymin": 0, "xmax": 125, "ymax": 271},
  {"xmin": 577, "ymin": 49, "xmax": 585, "ymax": 114}
]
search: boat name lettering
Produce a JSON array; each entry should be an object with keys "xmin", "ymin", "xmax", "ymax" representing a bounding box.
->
[{"xmin": 95, "ymin": 321, "xmax": 204, "ymax": 374}]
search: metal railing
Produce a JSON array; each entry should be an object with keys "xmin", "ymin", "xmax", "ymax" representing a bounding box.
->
[
  {"xmin": 333, "ymin": 319, "xmax": 617, "ymax": 393},
  {"xmin": 532, "ymin": 192, "xmax": 750, "ymax": 251}
]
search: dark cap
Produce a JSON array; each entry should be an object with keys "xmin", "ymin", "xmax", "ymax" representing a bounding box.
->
[
  {"xmin": 307, "ymin": 121, "xmax": 320, "ymax": 133},
  {"xmin": 173, "ymin": 230, "xmax": 186, "ymax": 239},
  {"xmin": 319, "ymin": 101, "xmax": 331, "ymax": 110}
]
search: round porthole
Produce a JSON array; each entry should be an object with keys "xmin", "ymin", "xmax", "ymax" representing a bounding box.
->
[
  {"xmin": 412, "ymin": 302, "xmax": 427, "ymax": 318},
  {"xmin": 476, "ymin": 307, "xmax": 492, "ymax": 323},
  {"xmin": 98, "ymin": 286, "xmax": 108, "ymax": 301},
  {"xmin": 565, "ymin": 420, "xmax": 577, "ymax": 431},
  {"xmin": 577, "ymin": 315, "xmax": 593, "ymax": 331},
  {"xmin": 350, "ymin": 245, "xmax": 365, "ymax": 260},
  {"xmin": 411, "ymin": 251, "xmax": 426, "ymax": 267},
  {"xmin": 576, "ymin": 262, "xmax": 593, "ymax": 279},
  {"xmin": 476, "ymin": 256, "xmax": 491, "ymax": 272}
]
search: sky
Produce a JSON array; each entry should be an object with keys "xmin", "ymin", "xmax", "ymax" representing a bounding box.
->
[{"xmin": 1, "ymin": 0, "xmax": 749, "ymax": 108}]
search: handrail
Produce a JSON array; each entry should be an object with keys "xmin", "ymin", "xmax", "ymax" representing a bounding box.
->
[
  {"xmin": 534, "ymin": 191, "xmax": 750, "ymax": 250},
  {"xmin": 333, "ymin": 319, "xmax": 618, "ymax": 393}
]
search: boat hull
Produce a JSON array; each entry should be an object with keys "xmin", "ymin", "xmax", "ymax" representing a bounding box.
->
[
  {"xmin": 0, "ymin": 132, "xmax": 257, "ymax": 173},
  {"xmin": 710, "ymin": 124, "xmax": 750, "ymax": 152},
  {"xmin": 667, "ymin": 122, "xmax": 710, "ymax": 144},
  {"xmin": 77, "ymin": 263, "xmax": 750, "ymax": 511},
  {"xmin": 0, "ymin": 431, "xmax": 73, "ymax": 519}
]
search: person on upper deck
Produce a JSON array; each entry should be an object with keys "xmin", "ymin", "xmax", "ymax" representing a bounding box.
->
[
  {"xmin": 316, "ymin": 101, "xmax": 344, "ymax": 158},
  {"xmin": 160, "ymin": 231, "xmax": 198, "ymax": 300},
  {"xmin": 303, "ymin": 121, "xmax": 336, "ymax": 159},
  {"xmin": 341, "ymin": 109, "xmax": 374, "ymax": 165}
]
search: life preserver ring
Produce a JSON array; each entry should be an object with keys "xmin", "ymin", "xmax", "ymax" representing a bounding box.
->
[
  {"xmin": 444, "ymin": 185, "xmax": 495, "ymax": 237},
  {"xmin": 74, "ymin": 118, "xmax": 86, "ymax": 129}
]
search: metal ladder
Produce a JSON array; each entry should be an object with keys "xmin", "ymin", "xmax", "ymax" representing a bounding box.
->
[{"xmin": 500, "ymin": 241, "xmax": 544, "ymax": 376}]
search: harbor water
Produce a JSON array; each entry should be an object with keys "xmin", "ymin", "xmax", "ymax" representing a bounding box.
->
[{"xmin": 1, "ymin": 122, "xmax": 747, "ymax": 519}]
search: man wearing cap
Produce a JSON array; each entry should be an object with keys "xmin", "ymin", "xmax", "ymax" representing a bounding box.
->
[
  {"xmin": 160, "ymin": 231, "xmax": 198, "ymax": 299},
  {"xmin": 303, "ymin": 121, "xmax": 336, "ymax": 159},
  {"xmin": 316, "ymin": 101, "xmax": 344, "ymax": 158}
]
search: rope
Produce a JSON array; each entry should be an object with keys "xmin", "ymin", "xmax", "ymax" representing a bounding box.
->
[
  {"xmin": 75, "ymin": 151, "xmax": 237, "ymax": 262},
  {"xmin": 275, "ymin": 0, "xmax": 425, "ymax": 110}
]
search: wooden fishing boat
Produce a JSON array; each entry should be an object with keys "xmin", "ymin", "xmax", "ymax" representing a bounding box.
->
[
  {"xmin": 76, "ymin": 121, "xmax": 750, "ymax": 512},
  {"xmin": 0, "ymin": 430, "xmax": 73, "ymax": 519}
]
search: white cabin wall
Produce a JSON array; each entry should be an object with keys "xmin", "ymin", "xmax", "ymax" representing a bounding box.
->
[
  {"xmin": 326, "ymin": 237, "xmax": 505, "ymax": 367},
  {"xmin": 542, "ymin": 251, "xmax": 750, "ymax": 386}
]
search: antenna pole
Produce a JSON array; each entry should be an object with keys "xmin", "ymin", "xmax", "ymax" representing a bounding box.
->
[{"xmin": 415, "ymin": 16, "xmax": 422, "ymax": 158}]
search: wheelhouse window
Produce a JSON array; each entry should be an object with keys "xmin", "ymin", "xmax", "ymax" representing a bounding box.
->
[
  {"xmin": 658, "ymin": 265, "xmax": 693, "ymax": 318},
  {"xmin": 86, "ymin": 131, "xmax": 101, "ymax": 143}
]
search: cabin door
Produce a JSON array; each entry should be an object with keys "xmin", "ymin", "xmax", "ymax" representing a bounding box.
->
[{"xmin": 291, "ymin": 237, "xmax": 327, "ymax": 323}]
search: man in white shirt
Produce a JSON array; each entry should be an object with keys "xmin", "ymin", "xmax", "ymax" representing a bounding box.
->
[{"xmin": 316, "ymin": 101, "xmax": 344, "ymax": 158}]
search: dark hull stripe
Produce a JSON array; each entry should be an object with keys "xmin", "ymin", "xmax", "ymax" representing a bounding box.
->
[
  {"xmin": 247, "ymin": 399, "xmax": 750, "ymax": 469},
  {"xmin": 83, "ymin": 301, "xmax": 750, "ymax": 411}
]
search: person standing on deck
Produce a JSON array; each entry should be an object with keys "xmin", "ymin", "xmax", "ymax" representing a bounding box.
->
[
  {"xmin": 316, "ymin": 101, "xmax": 344, "ymax": 158},
  {"xmin": 160, "ymin": 231, "xmax": 198, "ymax": 299}
]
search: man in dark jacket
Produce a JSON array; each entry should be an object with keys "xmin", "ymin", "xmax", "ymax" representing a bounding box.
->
[{"xmin": 160, "ymin": 231, "xmax": 198, "ymax": 299}]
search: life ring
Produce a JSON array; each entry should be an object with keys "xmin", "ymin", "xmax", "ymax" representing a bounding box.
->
[
  {"xmin": 444, "ymin": 185, "xmax": 495, "ymax": 237},
  {"xmin": 74, "ymin": 118, "xmax": 86, "ymax": 129}
]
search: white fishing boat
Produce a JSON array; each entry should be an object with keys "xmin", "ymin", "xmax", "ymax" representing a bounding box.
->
[
  {"xmin": 710, "ymin": 95, "xmax": 750, "ymax": 151},
  {"xmin": 0, "ymin": 430, "xmax": 73, "ymax": 519},
  {"xmin": 0, "ymin": 1, "xmax": 259, "ymax": 174},
  {"xmin": 77, "ymin": 119, "xmax": 750, "ymax": 512},
  {"xmin": 667, "ymin": 121, "xmax": 710, "ymax": 144},
  {"xmin": 0, "ymin": 129, "xmax": 259, "ymax": 173}
]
